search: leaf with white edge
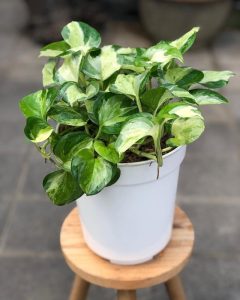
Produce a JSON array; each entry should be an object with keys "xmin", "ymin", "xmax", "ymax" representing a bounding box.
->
[
  {"xmin": 19, "ymin": 88, "xmax": 58, "ymax": 120},
  {"xmin": 53, "ymin": 131, "xmax": 93, "ymax": 169},
  {"xmin": 56, "ymin": 53, "xmax": 82, "ymax": 83},
  {"xmin": 199, "ymin": 70, "xmax": 234, "ymax": 88},
  {"xmin": 167, "ymin": 117, "xmax": 205, "ymax": 146},
  {"xmin": 143, "ymin": 41, "xmax": 183, "ymax": 64},
  {"xmin": 71, "ymin": 149, "xmax": 113, "ymax": 195},
  {"xmin": 43, "ymin": 170, "xmax": 83, "ymax": 205},
  {"xmin": 171, "ymin": 27, "xmax": 200, "ymax": 54},
  {"xmin": 157, "ymin": 102, "xmax": 203, "ymax": 122},
  {"xmin": 61, "ymin": 21, "xmax": 101, "ymax": 54},
  {"xmin": 24, "ymin": 117, "xmax": 53, "ymax": 143},
  {"xmin": 94, "ymin": 140, "xmax": 120, "ymax": 163},
  {"xmin": 97, "ymin": 95, "xmax": 137, "ymax": 134},
  {"xmin": 42, "ymin": 59, "xmax": 57, "ymax": 87},
  {"xmin": 82, "ymin": 46, "xmax": 121, "ymax": 81},
  {"xmin": 141, "ymin": 87, "xmax": 172, "ymax": 113},
  {"xmin": 40, "ymin": 41, "xmax": 70, "ymax": 57},
  {"xmin": 165, "ymin": 67, "xmax": 204, "ymax": 88},
  {"xmin": 163, "ymin": 83, "xmax": 195, "ymax": 101},
  {"xmin": 110, "ymin": 71, "xmax": 149, "ymax": 101},
  {"xmin": 115, "ymin": 114, "xmax": 156, "ymax": 153},
  {"xmin": 190, "ymin": 89, "xmax": 229, "ymax": 105},
  {"xmin": 49, "ymin": 103, "xmax": 87, "ymax": 126},
  {"xmin": 117, "ymin": 47, "xmax": 145, "ymax": 73}
]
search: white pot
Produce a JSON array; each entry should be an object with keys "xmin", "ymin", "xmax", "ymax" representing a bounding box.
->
[{"xmin": 76, "ymin": 146, "xmax": 186, "ymax": 265}]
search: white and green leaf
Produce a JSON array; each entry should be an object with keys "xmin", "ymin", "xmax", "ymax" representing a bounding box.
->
[
  {"xmin": 82, "ymin": 45, "xmax": 121, "ymax": 81},
  {"xmin": 24, "ymin": 117, "xmax": 53, "ymax": 143},
  {"xmin": 190, "ymin": 89, "xmax": 229, "ymax": 105},
  {"xmin": 48, "ymin": 103, "xmax": 87, "ymax": 126},
  {"xmin": 43, "ymin": 170, "xmax": 83, "ymax": 205},
  {"xmin": 40, "ymin": 41, "xmax": 70, "ymax": 57},
  {"xmin": 94, "ymin": 140, "xmax": 120, "ymax": 163},
  {"xmin": 115, "ymin": 114, "xmax": 156, "ymax": 153},
  {"xmin": 42, "ymin": 59, "xmax": 57, "ymax": 87},
  {"xmin": 171, "ymin": 27, "xmax": 200, "ymax": 54},
  {"xmin": 71, "ymin": 149, "xmax": 114, "ymax": 195},
  {"xmin": 199, "ymin": 70, "xmax": 234, "ymax": 88},
  {"xmin": 19, "ymin": 88, "xmax": 58, "ymax": 120},
  {"xmin": 165, "ymin": 67, "xmax": 204, "ymax": 88},
  {"xmin": 56, "ymin": 53, "xmax": 82, "ymax": 83},
  {"xmin": 61, "ymin": 21, "xmax": 101, "ymax": 54},
  {"xmin": 167, "ymin": 117, "xmax": 205, "ymax": 146}
]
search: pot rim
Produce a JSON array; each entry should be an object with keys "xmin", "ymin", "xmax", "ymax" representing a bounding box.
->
[{"xmin": 118, "ymin": 145, "xmax": 184, "ymax": 167}]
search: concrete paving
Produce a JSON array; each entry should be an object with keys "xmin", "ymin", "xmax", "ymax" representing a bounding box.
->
[{"xmin": 0, "ymin": 1, "xmax": 240, "ymax": 299}]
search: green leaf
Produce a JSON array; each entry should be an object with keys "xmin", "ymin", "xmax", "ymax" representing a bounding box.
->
[
  {"xmin": 71, "ymin": 149, "xmax": 113, "ymax": 195},
  {"xmin": 48, "ymin": 103, "xmax": 87, "ymax": 126},
  {"xmin": 171, "ymin": 27, "xmax": 199, "ymax": 54},
  {"xmin": 141, "ymin": 87, "xmax": 172, "ymax": 113},
  {"xmin": 20, "ymin": 88, "xmax": 58, "ymax": 120},
  {"xmin": 53, "ymin": 131, "xmax": 93, "ymax": 165},
  {"xmin": 157, "ymin": 102, "xmax": 203, "ymax": 122},
  {"xmin": 199, "ymin": 70, "xmax": 234, "ymax": 88},
  {"xmin": 24, "ymin": 117, "xmax": 53, "ymax": 143},
  {"xmin": 110, "ymin": 72, "xmax": 149, "ymax": 99},
  {"xmin": 190, "ymin": 89, "xmax": 229, "ymax": 105},
  {"xmin": 94, "ymin": 140, "xmax": 120, "ymax": 163},
  {"xmin": 61, "ymin": 21, "xmax": 101, "ymax": 54},
  {"xmin": 82, "ymin": 45, "xmax": 121, "ymax": 81},
  {"xmin": 117, "ymin": 47, "xmax": 145, "ymax": 73},
  {"xmin": 143, "ymin": 41, "xmax": 183, "ymax": 64},
  {"xmin": 167, "ymin": 117, "xmax": 205, "ymax": 146},
  {"xmin": 163, "ymin": 83, "xmax": 195, "ymax": 101},
  {"xmin": 97, "ymin": 94, "xmax": 137, "ymax": 134},
  {"xmin": 56, "ymin": 53, "xmax": 82, "ymax": 83},
  {"xmin": 165, "ymin": 67, "xmax": 204, "ymax": 88},
  {"xmin": 115, "ymin": 114, "xmax": 156, "ymax": 153},
  {"xmin": 40, "ymin": 41, "xmax": 70, "ymax": 57},
  {"xmin": 61, "ymin": 81, "xmax": 99, "ymax": 106},
  {"xmin": 43, "ymin": 170, "xmax": 83, "ymax": 205},
  {"xmin": 42, "ymin": 59, "xmax": 57, "ymax": 87}
]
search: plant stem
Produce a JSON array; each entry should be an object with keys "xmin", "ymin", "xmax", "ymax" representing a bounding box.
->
[
  {"xmin": 85, "ymin": 124, "xmax": 90, "ymax": 135},
  {"xmin": 130, "ymin": 148, "xmax": 156, "ymax": 161},
  {"xmin": 162, "ymin": 146, "xmax": 172, "ymax": 153},
  {"xmin": 136, "ymin": 95, "xmax": 143, "ymax": 112},
  {"xmin": 95, "ymin": 126, "xmax": 102, "ymax": 139}
]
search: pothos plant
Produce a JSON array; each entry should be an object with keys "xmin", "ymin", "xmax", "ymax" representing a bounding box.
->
[{"xmin": 19, "ymin": 22, "xmax": 233, "ymax": 205}]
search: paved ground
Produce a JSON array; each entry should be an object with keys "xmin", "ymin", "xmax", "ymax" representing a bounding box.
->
[{"xmin": 0, "ymin": 1, "xmax": 240, "ymax": 299}]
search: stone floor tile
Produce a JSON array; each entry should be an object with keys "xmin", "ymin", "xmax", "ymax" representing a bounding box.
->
[
  {"xmin": 200, "ymin": 104, "xmax": 232, "ymax": 124},
  {"xmin": 186, "ymin": 123, "xmax": 238, "ymax": 157},
  {"xmin": 182, "ymin": 256, "xmax": 240, "ymax": 300},
  {"xmin": 0, "ymin": 256, "xmax": 73, "ymax": 300},
  {"xmin": 0, "ymin": 151, "xmax": 27, "ymax": 195},
  {"xmin": 21, "ymin": 148, "xmax": 55, "ymax": 197},
  {"xmin": 178, "ymin": 149, "xmax": 240, "ymax": 198},
  {"xmin": 0, "ymin": 195, "xmax": 12, "ymax": 237},
  {"xmin": 2, "ymin": 198, "xmax": 74, "ymax": 254},
  {"xmin": 0, "ymin": 120, "xmax": 30, "ymax": 153},
  {"xmin": 179, "ymin": 202, "xmax": 240, "ymax": 256}
]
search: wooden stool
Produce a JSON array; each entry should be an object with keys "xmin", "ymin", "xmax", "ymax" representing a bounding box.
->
[{"xmin": 60, "ymin": 207, "xmax": 194, "ymax": 300}]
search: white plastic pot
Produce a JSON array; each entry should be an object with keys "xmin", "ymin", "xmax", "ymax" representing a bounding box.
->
[{"xmin": 76, "ymin": 146, "xmax": 186, "ymax": 265}]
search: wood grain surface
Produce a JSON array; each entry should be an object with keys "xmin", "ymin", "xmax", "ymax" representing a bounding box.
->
[{"xmin": 60, "ymin": 207, "xmax": 194, "ymax": 290}]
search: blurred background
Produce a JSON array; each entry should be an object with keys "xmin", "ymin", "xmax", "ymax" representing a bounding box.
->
[{"xmin": 0, "ymin": 0, "xmax": 240, "ymax": 299}]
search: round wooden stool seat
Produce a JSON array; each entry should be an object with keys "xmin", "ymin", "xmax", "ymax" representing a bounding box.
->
[{"xmin": 61, "ymin": 206, "xmax": 194, "ymax": 298}]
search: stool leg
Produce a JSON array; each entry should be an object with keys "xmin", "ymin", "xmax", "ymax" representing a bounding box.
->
[
  {"xmin": 69, "ymin": 276, "xmax": 90, "ymax": 300},
  {"xmin": 165, "ymin": 275, "xmax": 186, "ymax": 300},
  {"xmin": 117, "ymin": 290, "xmax": 137, "ymax": 300}
]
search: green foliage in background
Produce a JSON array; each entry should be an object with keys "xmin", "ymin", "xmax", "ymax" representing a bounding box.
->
[{"xmin": 19, "ymin": 22, "xmax": 233, "ymax": 205}]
